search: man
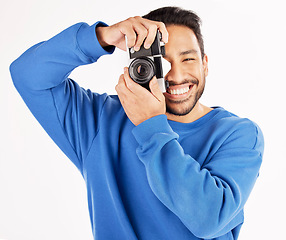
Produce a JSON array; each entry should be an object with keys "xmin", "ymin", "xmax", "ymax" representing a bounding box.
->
[{"xmin": 10, "ymin": 6, "xmax": 264, "ymax": 240}]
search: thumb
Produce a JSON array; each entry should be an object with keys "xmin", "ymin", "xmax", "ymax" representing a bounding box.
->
[{"xmin": 149, "ymin": 77, "xmax": 164, "ymax": 102}]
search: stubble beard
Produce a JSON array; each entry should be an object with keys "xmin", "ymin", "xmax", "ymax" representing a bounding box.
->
[{"xmin": 165, "ymin": 79, "xmax": 205, "ymax": 116}]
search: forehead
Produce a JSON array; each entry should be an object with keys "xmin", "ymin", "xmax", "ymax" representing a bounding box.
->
[{"xmin": 165, "ymin": 25, "xmax": 201, "ymax": 55}]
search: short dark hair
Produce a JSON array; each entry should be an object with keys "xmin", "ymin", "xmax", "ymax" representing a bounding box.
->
[{"xmin": 142, "ymin": 6, "xmax": 205, "ymax": 59}]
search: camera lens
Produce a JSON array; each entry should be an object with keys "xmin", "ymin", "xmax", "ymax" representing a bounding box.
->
[
  {"xmin": 129, "ymin": 57, "xmax": 156, "ymax": 84},
  {"xmin": 137, "ymin": 65, "xmax": 147, "ymax": 76}
]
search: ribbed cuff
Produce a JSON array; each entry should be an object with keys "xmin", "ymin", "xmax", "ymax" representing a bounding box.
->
[
  {"xmin": 77, "ymin": 21, "xmax": 115, "ymax": 62},
  {"xmin": 132, "ymin": 115, "xmax": 177, "ymax": 146}
]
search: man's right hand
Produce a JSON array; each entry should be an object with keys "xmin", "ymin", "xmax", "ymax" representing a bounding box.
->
[{"xmin": 96, "ymin": 16, "xmax": 168, "ymax": 51}]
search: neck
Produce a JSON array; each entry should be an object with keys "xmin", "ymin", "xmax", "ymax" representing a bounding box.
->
[{"xmin": 165, "ymin": 102, "xmax": 213, "ymax": 123}]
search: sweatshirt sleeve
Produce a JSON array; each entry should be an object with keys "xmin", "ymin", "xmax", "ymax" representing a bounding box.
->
[
  {"xmin": 132, "ymin": 114, "xmax": 264, "ymax": 239},
  {"xmin": 10, "ymin": 22, "xmax": 115, "ymax": 173}
]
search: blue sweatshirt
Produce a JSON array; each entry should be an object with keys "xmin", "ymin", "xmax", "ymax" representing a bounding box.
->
[{"xmin": 10, "ymin": 22, "xmax": 264, "ymax": 240}]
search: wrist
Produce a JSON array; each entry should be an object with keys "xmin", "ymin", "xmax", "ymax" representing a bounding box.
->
[
  {"xmin": 77, "ymin": 22, "xmax": 115, "ymax": 60},
  {"xmin": 96, "ymin": 26, "xmax": 110, "ymax": 48},
  {"xmin": 132, "ymin": 115, "xmax": 177, "ymax": 146}
]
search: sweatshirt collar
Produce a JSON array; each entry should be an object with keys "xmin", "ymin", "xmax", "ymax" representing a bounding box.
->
[{"xmin": 167, "ymin": 107, "xmax": 224, "ymax": 130}]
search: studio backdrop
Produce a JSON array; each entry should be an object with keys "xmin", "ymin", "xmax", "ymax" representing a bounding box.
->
[{"xmin": 1, "ymin": 0, "xmax": 285, "ymax": 239}]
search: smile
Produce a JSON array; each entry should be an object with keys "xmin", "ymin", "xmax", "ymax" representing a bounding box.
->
[
  {"xmin": 165, "ymin": 83, "xmax": 194, "ymax": 99},
  {"xmin": 168, "ymin": 87, "xmax": 189, "ymax": 95}
]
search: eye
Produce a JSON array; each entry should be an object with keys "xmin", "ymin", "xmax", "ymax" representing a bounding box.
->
[{"xmin": 183, "ymin": 58, "xmax": 195, "ymax": 62}]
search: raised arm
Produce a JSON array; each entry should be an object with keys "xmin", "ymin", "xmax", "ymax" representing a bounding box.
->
[
  {"xmin": 10, "ymin": 22, "xmax": 115, "ymax": 172},
  {"xmin": 10, "ymin": 17, "xmax": 168, "ymax": 172}
]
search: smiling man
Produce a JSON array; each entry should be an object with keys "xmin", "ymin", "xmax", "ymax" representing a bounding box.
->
[
  {"xmin": 163, "ymin": 25, "xmax": 211, "ymax": 122},
  {"xmin": 10, "ymin": 6, "xmax": 264, "ymax": 240}
]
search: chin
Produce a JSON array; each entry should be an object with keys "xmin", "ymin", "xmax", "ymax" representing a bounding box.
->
[
  {"xmin": 166, "ymin": 100, "xmax": 197, "ymax": 116},
  {"xmin": 165, "ymin": 82, "xmax": 205, "ymax": 117}
]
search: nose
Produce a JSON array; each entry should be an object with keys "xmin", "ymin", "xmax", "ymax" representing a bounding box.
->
[{"xmin": 164, "ymin": 62, "xmax": 184, "ymax": 84}]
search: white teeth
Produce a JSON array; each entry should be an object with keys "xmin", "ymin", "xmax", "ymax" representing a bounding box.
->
[{"xmin": 169, "ymin": 87, "xmax": 189, "ymax": 95}]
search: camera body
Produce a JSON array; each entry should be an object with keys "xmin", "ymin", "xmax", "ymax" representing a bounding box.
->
[{"xmin": 127, "ymin": 31, "xmax": 168, "ymax": 92}]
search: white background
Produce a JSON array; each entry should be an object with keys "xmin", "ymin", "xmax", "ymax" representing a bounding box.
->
[{"xmin": 1, "ymin": 0, "xmax": 285, "ymax": 239}]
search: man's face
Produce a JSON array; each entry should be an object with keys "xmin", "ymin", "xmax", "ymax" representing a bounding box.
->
[{"xmin": 163, "ymin": 25, "xmax": 208, "ymax": 117}]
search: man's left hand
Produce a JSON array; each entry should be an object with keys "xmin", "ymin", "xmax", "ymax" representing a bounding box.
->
[{"xmin": 115, "ymin": 67, "xmax": 166, "ymax": 126}]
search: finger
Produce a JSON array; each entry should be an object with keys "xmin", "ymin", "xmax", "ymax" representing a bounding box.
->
[
  {"xmin": 121, "ymin": 24, "xmax": 137, "ymax": 48},
  {"xmin": 116, "ymin": 85, "xmax": 128, "ymax": 110},
  {"xmin": 115, "ymin": 73, "xmax": 132, "ymax": 96},
  {"xmin": 149, "ymin": 76, "xmax": 165, "ymax": 102},
  {"xmin": 144, "ymin": 25, "xmax": 157, "ymax": 49},
  {"xmin": 123, "ymin": 67, "xmax": 148, "ymax": 94},
  {"xmin": 140, "ymin": 19, "xmax": 168, "ymax": 44},
  {"xmin": 133, "ymin": 24, "xmax": 148, "ymax": 51},
  {"xmin": 115, "ymin": 74, "xmax": 124, "ymax": 93},
  {"xmin": 155, "ymin": 21, "xmax": 169, "ymax": 43}
]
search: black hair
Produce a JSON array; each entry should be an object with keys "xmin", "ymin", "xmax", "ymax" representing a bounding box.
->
[{"xmin": 142, "ymin": 6, "xmax": 205, "ymax": 59}]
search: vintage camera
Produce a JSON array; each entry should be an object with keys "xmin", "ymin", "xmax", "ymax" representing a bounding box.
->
[{"xmin": 127, "ymin": 31, "xmax": 168, "ymax": 92}]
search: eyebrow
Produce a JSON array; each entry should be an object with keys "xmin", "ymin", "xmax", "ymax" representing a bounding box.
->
[
  {"xmin": 179, "ymin": 49, "xmax": 199, "ymax": 56},
  {"xmin": 164, "ymin": 49, "xmax": 199, "ymax": 59}
]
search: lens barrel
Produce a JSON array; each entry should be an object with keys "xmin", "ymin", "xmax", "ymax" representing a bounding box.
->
[{"xmin": 129, "ymin": 57, "xmax": 156, "ymax": 84}]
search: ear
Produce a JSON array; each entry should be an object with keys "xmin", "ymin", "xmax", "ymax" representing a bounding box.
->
[{"xmin": 202, "ymin": 54, "xmax": 209, "ymax": 77}]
